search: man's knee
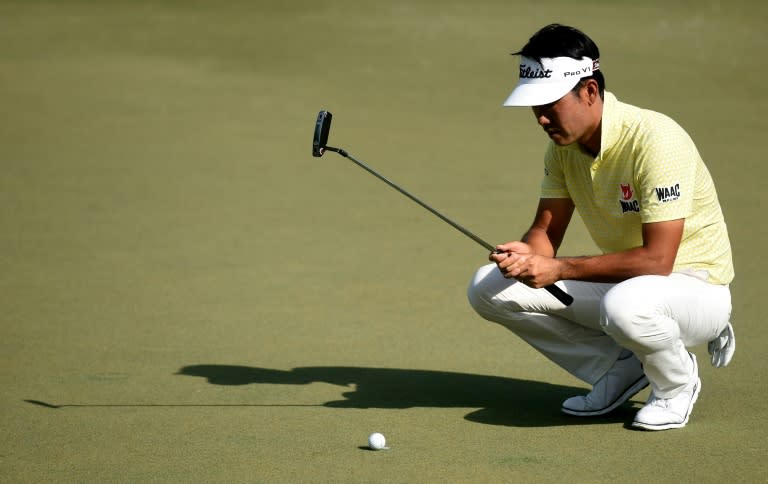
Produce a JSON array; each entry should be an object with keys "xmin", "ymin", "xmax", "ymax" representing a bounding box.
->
[
  {"xmin": 467, "ymin": 264, "xmax": 532, "ymax": 324},
  {"xmin": 466, "ymin": 264, "xmax": 500, "ymax": 320}
]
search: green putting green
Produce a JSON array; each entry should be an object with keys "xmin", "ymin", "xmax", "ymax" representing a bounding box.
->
[{"xmin": 1, "ymin": 1, "xmax": 766, "ymax": 481}]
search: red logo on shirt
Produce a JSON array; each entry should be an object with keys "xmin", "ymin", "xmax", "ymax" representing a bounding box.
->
[
  {"xmin": 619, "ymin": 183, "xmax": 640, "ymax": 213},
  {"xmin": 620, "ymin": 184, "xmax": 633, "ymax": 201}
]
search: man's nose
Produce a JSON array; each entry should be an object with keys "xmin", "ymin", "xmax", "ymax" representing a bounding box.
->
[{"xmin": 532, "ymin": 106, "xmax": 549, "ymax": 125}]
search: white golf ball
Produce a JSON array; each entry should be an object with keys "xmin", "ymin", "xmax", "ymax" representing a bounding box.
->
[{"xmin": 368, "ymin": 432, "xmax": 387, "ymax": 450}]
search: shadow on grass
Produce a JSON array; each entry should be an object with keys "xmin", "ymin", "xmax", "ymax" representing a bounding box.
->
[{"xmin": 176, "ymin": 364, "xmax": 642, "ymax": 427}]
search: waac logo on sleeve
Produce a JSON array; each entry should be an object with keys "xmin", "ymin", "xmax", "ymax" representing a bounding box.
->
[
  {"xmin": 619, "ymin": 183, "xmax": 640, "ymax": 213},
  {"xmin": 655, "ymin": 183, "xmax": 681, "ymax": 203}
]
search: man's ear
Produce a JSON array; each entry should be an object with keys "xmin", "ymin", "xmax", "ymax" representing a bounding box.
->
[{"xmin": 584, "ymin": 79, "xmax": 600, "ymax": 105}]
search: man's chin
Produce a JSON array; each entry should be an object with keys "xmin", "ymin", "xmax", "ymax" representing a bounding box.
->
[{"xmin": 549, "ymin": 134, "xmax": 573, "ymax": 146}]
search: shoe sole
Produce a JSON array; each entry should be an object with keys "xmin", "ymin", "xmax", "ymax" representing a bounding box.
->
[
  {"xmin": 631, "ymin": 377, "xmax": 701, "ymax": 431},
  {"xmin": 561, "ymin": 375, "xmax": 650, "ymax": 417}
]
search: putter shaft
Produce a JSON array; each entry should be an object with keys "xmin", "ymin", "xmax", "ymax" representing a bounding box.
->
[
  {"xmin": 323, "ymin": 145, "xmax": 574, "ymax": 306},
  {"xmin": 325, "ymin": 146, "xmax": 495, "ymax": 252}
]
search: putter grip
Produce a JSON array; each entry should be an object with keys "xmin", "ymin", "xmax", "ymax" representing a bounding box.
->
[{"xmin": 545, "ymin": 284, "xmax": 573, "ymax": 306}]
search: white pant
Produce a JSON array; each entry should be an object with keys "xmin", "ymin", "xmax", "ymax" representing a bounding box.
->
[{"xmin": 467, "ymin": 264, "xmax": 732, "ymax": 398}]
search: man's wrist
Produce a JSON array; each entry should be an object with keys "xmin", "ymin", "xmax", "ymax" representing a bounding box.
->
[{"xmin": 556, "ymin": 257, "xmax": 575, "ymax": 281}]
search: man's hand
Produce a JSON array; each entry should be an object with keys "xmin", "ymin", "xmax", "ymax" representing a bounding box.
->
[{"xmin": 490, "ymin": 241, "xmax": 562, "ymax": 288}]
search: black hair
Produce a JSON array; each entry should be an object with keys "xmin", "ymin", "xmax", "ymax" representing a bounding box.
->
[{"xmin": 512, "ymin": 24, "xmax": 605, "ymax": 97}]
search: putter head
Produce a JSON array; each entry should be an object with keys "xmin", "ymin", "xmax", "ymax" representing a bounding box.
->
[{"xmin": 312, "ymin": 110, "xmax": 332, "ymax": 157}]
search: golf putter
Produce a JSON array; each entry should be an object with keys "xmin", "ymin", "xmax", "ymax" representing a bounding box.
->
[{"xmin": 312, "ymin": 110, "xmax": 573, "ymax": 306}]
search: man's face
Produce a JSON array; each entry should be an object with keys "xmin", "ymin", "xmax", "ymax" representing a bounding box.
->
[{"xmin": 531, "ymin": 87, "xmax": 594, "ymax": 147}]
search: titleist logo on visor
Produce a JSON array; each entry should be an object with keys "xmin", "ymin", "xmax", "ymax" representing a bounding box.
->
[
  {"xmin": 519, "ymin": 57, "xmax": 599, "ymax": 80},
  {"xmin": 520, "ymin": 65, "xmax": 552, "ymax": 79}
]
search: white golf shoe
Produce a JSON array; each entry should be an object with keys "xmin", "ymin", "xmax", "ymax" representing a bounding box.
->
[
  {"xmin": 632, "ymin": 353, "xmax": 701, "ymax": 431},
  {"xmin": 561, "ymin": 354, "xmax": 649, "ymax": 416}
]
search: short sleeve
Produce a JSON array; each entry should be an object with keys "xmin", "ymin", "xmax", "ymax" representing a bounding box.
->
[{"xmin": 635, "ymin": 116, "xmax": 697, "ymax": 223}]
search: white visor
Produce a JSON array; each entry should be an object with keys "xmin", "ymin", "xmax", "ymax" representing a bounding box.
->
[{"xmin": 503, "ymin": 56, "xmax": 599, "ymax": 107}]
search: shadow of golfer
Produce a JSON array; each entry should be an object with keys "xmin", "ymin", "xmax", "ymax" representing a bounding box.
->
[{"xmin": 176, "ymin": 365, "xmax": 639, "ymax": 427}]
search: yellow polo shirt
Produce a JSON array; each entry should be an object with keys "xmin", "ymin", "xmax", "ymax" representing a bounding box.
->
[{"xmin": 540, "ymin": 92, "xmax": 734, "ymax": 284}]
